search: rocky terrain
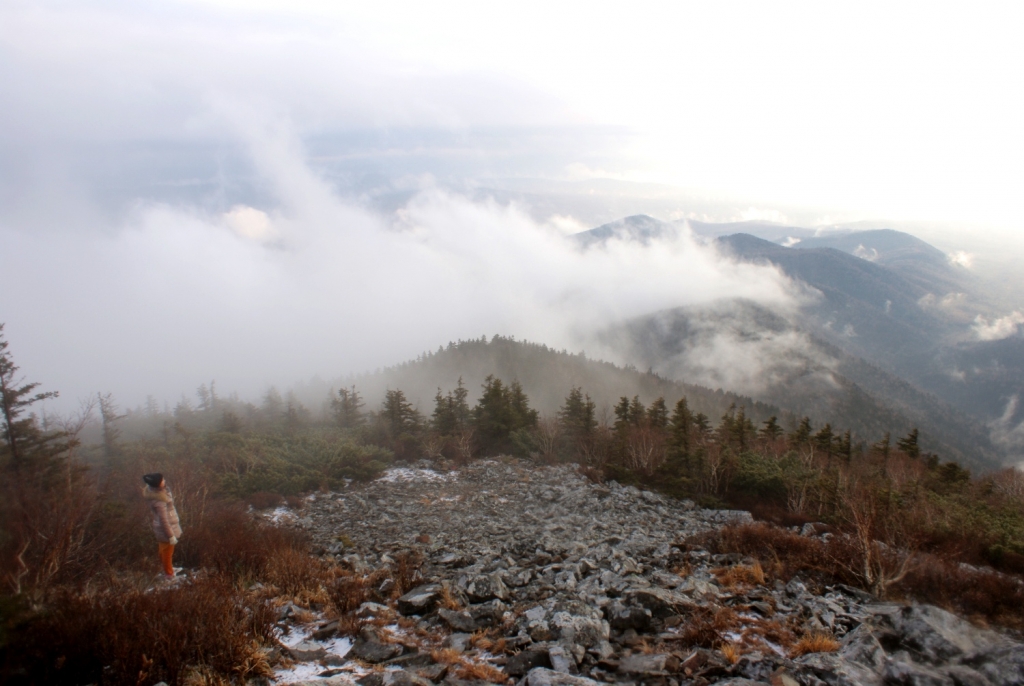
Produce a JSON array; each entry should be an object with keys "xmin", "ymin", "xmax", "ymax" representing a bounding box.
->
[{"xmin": 271, "ymin": 459, "xmax": 1024, "ymax": 686}]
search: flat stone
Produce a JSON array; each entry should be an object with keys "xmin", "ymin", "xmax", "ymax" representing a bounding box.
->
[
  {"xmin": 506, "ymin": 648, "xmax": 552, "ymax": 676},
  {"xmin": 618, "ymin": 653, "xmax": 679, "ymax": 675},
  {"xmin": 438, "ymin": 608, "xmax": 479, "ymax": 632},
  {"xmin": 548, "ymin": 644, "xmax": 575, "ymax": 674},
  {"xmin": 525, "ymin": 667, "xmax": 602, "ymax": 686},
  {"xmin": 397, "ymin": 584, "xmax": 443, "ymax": 615},
  {"xmin": 351, "ymin": 634, "xmax": 403, "ymax": 664},
  {"xmin": 288, "ymin": 641, "xmax": 328, "ymax": 661},
  {"xmin": 624, "ymin": 587, "xmax": 691, "ymax": 618}
]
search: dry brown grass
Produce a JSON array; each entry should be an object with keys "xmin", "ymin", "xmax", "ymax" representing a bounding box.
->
[
  {"xmin": 696, "ymin": 522, "xmax": 1024, "ymax": 630},
  {"xmin": 790, "ymin": 633, "xmax": 840, "ymax": 657},
  {"xmin": 713, "ymin": 561, "xmax": 766, "ymax": 588},
  {"xmin": 677, "ymin": 604, "xmax": 739, "ymax": 648},
  {"xmin": 389, "ymin": 550, "xmax": 424, "ymax": 599},
  {"xmin": 5, "ymin": 573, "xmax": 276, "ymax": 686},
  {"xmin": 334, "ymin": 613, "xmax": 363, "ymax": 636},
  {"xmin": 468, "ymin": 629, "xmax": 496, "ymax": 652},
  {"xmin": 439, "ymin": 584, "xmax": 463, "ymax": 610},
  {"xmin": 430, "ymin": 648, "xmax": 464, "ymax": 665},
  {"xmin": 329, "ymin": 574, "xmax": 372, "ymax": 614},
  {"xmin": 720, "ymin": 643, "xmax": 741, "ymax": 664},
  {"xmin": 452, "ymin": 660, "xmax": 510, "ymax": 683}
]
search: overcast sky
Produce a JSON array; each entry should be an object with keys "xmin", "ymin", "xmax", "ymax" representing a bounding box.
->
[{"xmin": 2, "ymin": 1, "xmax": 1023, "ymax": 410}]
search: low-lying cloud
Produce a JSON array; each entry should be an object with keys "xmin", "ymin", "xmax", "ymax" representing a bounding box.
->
[
  {"xmin": 1, "ymin": 124, "xmax": 802, "ymax": 410},
  {"xmin": 973, "ymin": 311, "xmax": 1024, "ymax": 341}
]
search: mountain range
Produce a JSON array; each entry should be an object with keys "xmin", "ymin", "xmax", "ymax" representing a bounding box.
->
[{"xmin": 575, "ymin": 215, "xmax": 1024, "ymax": 470}]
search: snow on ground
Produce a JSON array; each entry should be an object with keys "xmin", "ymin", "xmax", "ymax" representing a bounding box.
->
[
  {"xmin": 377, "ymin": 467, "xmax": 456, "ymax": 483},
  {"xmin": 265, "ymin": 506, "xmax": 298, "ymax": 524}
]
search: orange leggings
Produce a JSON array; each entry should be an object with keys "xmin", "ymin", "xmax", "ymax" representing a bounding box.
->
[{"xmin": 158, "ymin": 542, "xmax": 175, "ymax": 576}]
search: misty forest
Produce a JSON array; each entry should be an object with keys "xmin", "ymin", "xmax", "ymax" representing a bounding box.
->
[{"xmin": 5, "ymin": 3, "xmax": 1024, "ymax": 686}]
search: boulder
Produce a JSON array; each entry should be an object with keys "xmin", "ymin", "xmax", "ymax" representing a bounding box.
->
[
  {"xmin": 506, "ymin": 648, "xmax": 552, "ymax": 676},
  {"xmin": 468, "ymin": 599, "xmax": 508, "ymax": 627},
  {"xmin": 438, "ymin": 608, "xmax": 479, "ymax": 633},
  {"xmin": 397, "ymin": 584, "xmax": 442, "ymax": 615},
  {"xmin": 525, "ymin": 667, "xmax": 602, "ymax": 686},
  {"xmin": 462, "ymin": 573, "xmax": 510, "ymax": 602},
  {"xmin": 549, "ymin": 612, "xmax": 609, "ymax": 648},
  {"xmin": 351, "ymin": 629, "xmax": 403, "ymax": 664},
  {"xmin": 604, "ymin": 601, "xmax": 651, "ymax": 630},
  {"xmin": 624, "ymin": 587, "xmax": 690, "ymax": 618},
  {"xmin": 287, "ymin": 641, "xmax": 328, "ymax": 662}
]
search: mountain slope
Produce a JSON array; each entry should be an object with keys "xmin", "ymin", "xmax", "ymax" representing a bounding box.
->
[
  {"xmin": 606, "ymin": 300, "xmax": 1000, "ymax": 469},
  {"xmin": 343, "ymin": 336, "xmax": 784, "ymax": 426}
]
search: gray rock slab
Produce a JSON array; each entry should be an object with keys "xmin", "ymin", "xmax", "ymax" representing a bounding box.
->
[{"xmin": 525, "ymin": 667, "xmax": 601, "ymax": 686}]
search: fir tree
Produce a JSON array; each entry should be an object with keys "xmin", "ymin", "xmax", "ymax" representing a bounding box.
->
[
  {"xmin": 332, "ymin": 386, "xmax": 365, "ymax": 428},
  {"xmin": 0, "ymin": 324, "xmax": 68, "ymax": 473},
  {"xmin": 381, "ymin": 389, "xmax": 421, "ymax": 436},
  {"xmin": 760, "ymin": 416, "xmax": 782, "ymax": 441},
  {"xmin": 668, "ymin": 397, "xmax": 693, "ymax": 458},
  {"xmin": 558, "ymin": 387, "xmax": 597, "ymax": 440},
  {"xmin": 647, "ymin": 397, "xmax": 669, "ymax": 429},
  {"xmin": 432, "ymin": 378, "xmax": 471, "ymax": 436},
  {"xmin": 897, "ymin": 428, "xmax": 920, "ymax": 458},
  {"xmin": 790, "ymin": 416, "xmax": 813, "ymax": 445}
]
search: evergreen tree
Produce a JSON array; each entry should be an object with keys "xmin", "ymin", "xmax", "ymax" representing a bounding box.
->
[
  {"xmin": 872, "ymin": 432, "xmax": 891, "ymax": 460},
  {"xmin": 790, "ymin": 417, "xmax": 813, "ymax": 445},
  {"xmin": 284, "ymin": 392, "xmax": 310, "ymax": 435},
  {"xmin": 627, "ymin": 396, "xmax": 646, "ymax": 425},
  {"xmin": 558, "ymin": 387, "xmax": 597, "ymax": 440},
  {"xmin": 836, "ymin": 429, "xmax": 852, "ymax": 461},
  {"xmin": 0, "ymin": 324, "xmax": 67, "ymax": 473},
  {"xmin": 97, "ymin": 392, "xmax": 126, "ymax": 459},
  {"xmin": 692, "ymin": 413, "xmax": 711, "ymax": 442},
  {"xmin": 814, "ymin": 423, "xmax": 835, "ymax": 457},
  {"xmin": 897, "ymin": 428, "xmax": 920, "ymax": 458},
  {"xmin": 472, "ymin": 376, "xmax": 537, "ymax": 450},
  {"xmin": 381, "ymin": 389, "xmax": 421, "ymax": 436},
  {"xmin": 261, "ymin": 387, "xmax": 284, "ymax": 425},
  {"xmin": 760, "ymin": 416, "xmax": 782, "ymax": 441},
  {"xmin": 647, "ymin": 397, "xmax": 669, "ymax": 429},
  {"xmin": 432, "ymin": 378, "xmax": 471, "ymax": 436},
  {"xmin": 613, "ymin": 396, "xmax": 631, "ymax": 428},
  {"xmin": 332, "ymin": 386, "xmax": 365, "ymax": 428},
  {"xmin": 668, "ymin": 397, "xmax": 693, "ymax": 458},
  {"xmin": 732, "ymin": 406, "xmax": 754, "ymax": 451}
]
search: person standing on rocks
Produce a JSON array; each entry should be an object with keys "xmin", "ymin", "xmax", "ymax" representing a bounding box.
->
[{"xmin": 143, "ymin": 473, "xmax": 183, "ymax": 579}]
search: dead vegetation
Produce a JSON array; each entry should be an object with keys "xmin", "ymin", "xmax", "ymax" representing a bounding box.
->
[
  {"xmin": 790, "ymin": 632, "xmax": 841, "ymax": 657},
  {"xmin": 696, "ymin": 521, "xmax": 1024, "ymax": 629}
]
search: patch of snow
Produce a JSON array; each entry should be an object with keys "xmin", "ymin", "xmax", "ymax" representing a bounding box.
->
[
  {"xmin": 377, "ymin": 468, "xmax": 455, "ymax": 483},
  {"xmin": 324, "ymin": 636, "xmax": 354, "ymax": 657},
  {"xmin": 275, "ymin": 625, "xmax": 311, "ymax": 648},
  {"xmin": 274, "ymin": 661, "xmax": 328, "ymax": 683},
  {"xmin": 265, "ymin": 506, "xmax": 296, "ymax": 524}
]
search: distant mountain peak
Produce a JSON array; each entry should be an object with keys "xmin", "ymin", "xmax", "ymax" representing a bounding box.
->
[{"xmin": 574, "ymin": 214, "xmax": 671, "ymax": 246}]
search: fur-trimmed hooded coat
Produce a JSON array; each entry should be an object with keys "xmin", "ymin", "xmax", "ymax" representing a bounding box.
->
[{"xmin": 143, "ymin": 486, "xmax": 183, "ymax": 543}]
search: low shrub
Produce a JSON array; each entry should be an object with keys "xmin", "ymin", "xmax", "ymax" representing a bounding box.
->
[
  {"xmin": 698, "ymin": 522, "xmax": 1024, "ymax": 629},
  {"xmin": 790, "ymin": 633, "xmax": 840, "ymax": 657},
  {"xmin": 3, "ymin": 574, "xmax": 276, "ymax": 686}
]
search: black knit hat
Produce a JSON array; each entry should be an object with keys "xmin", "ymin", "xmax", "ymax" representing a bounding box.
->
[{"xmin": 142, "ymin": 473, "xmax": 163, "ymax": 488}]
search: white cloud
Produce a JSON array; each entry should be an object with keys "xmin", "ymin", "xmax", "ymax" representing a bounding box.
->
[
  {"xmin": 947, "ymin": 250, "xmax": 974, "ymax": 268},
  {"xmin": 973, "ymin": 311, "xmax": 1024, "ymax": 341},
  {"xmin": 224, "ymin": 205, "xmax": 275, "ymax": 241},
  {"xmin": 736, "ymin": 207, "xmax": 789, "ymax": 224},
  {"xmin": 0, "ymin": 121, "xmax": 802, "ymax": 408},
  {"xmin": 853, "ymin": 244, "xmax": 879, "ymax": 261}
]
